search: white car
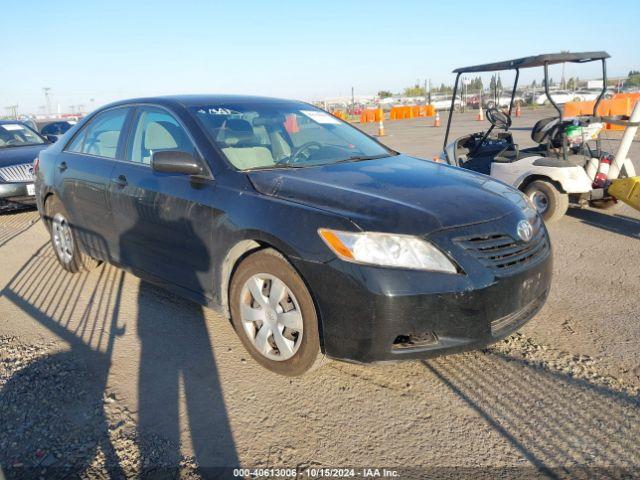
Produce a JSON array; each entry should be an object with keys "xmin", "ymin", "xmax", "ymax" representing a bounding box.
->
[
  {"xmin": 574, "ymin": 89, "xmax": 614, "ymax": 101},
  {"xmin": 429, "ymin": 95, "xmax": 462, "ymax": 111},
  {"xmin": 484, "ymin": 94, "xmax": 524, "ymax": 109},
  {"xmin": 533, "ymin": 90, "xmax": 581, "ymax": 105}
]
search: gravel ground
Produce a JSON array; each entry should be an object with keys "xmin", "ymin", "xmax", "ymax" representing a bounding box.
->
[{"xmin": 1, "ymin": 108, "xmax": 639, "ymax": 479}]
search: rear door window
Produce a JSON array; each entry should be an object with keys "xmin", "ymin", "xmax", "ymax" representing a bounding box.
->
[{"xmin": 66, "ymin": 108, "xmax": 129, "ymax": 159}]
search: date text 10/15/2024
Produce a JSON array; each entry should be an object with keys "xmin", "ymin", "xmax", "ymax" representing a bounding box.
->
[{"xmin": 232, "ymin": 468, "xmax": 400, "ymax": 478}]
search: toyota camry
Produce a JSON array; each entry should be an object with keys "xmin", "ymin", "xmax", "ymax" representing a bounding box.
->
[{"xmin": 35, "ymin": 95, "xmax": 552, "ymax": 376}]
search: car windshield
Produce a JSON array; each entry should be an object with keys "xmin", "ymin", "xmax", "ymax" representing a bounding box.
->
[
  {"xmin": 189, "ymin": 102, "xmax": 393, "ymax": 170},
  {"xmin": 0, "ymin": 123, "xmax": 45, "ymax": 148}
]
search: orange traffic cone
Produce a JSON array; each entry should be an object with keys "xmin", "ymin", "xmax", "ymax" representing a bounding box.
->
[
  {"xmin": 515, "ymin": 103, "xmax": 522, "ymax": 117},
  {"xmin": 377, "ymin": 118, "xmax": 386, "ymax": 137},
  {"xmin": 434, "ymin": 111, "xmax": 441, "ymax": 128},
  {"xmin": 476, "ymin": 108, "xmax": 484, "ymax": 121}
]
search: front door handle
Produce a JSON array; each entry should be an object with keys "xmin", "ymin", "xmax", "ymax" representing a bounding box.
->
[
  {"xmin": 58, "ymin": 161, "xmax": 67, "ymax": 172},
  {"xmin": 111, "ymin": 175, "xmax": 128, "ymax": 188}
]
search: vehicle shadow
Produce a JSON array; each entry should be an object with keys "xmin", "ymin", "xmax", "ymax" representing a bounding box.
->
[
  {"xmin": 566, "ymin": 207, "xmax": 640, "ymax": 239},
  {"xmin": 1, "ymin": 230, "xmax": 238, "ymax": 477},
  {"xmin": 423, "ymin": 349, "xmax": 640, "ymax": 478},
  {"xmin": 1, "ymin": 245, "xmax": 128, "ymax": 478},
  {"xmin": 0, "ymin": 208, "xmax": 39, "ymax": 247}
]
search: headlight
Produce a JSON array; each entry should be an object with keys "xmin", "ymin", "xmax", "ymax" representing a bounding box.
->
[
  {"xmin": 517, "ymin": 189, "xmax": 538, "ymax": 218},
  {"xmin": 318, "ymin": 229, "xmax": 457, "ymax": 273}
]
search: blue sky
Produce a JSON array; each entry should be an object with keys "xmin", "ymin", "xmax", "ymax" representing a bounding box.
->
[{"xmin": 2, "ymin": 0, "xmax": 639, "ymax": 113}]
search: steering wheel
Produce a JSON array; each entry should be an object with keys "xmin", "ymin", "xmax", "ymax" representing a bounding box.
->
[
  {"xmin": 282, "ymin": 141, "xmax": 322, "ymax": 164},
  {"xmin": 486, "ymin": 107, "xmax": 512, "ymax": 130}
]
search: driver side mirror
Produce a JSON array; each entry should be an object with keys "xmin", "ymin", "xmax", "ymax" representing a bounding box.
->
[{"xmin": 151, "ymin": 150, "xmax": 203, "ymax": 175}]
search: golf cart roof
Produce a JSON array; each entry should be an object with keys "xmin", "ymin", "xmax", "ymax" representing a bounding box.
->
[{"xmin": 453, "ymin": 51, "xmax": 610, "ymax": 73}]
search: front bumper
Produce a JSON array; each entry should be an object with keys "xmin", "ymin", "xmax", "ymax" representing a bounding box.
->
[
  {"xmin": 0, "ymin": 182, "xmax": 36, "ymax": 211},
  {"xmin": 292, "ymin": 215, "xmax": 552, "ymax": 363}
]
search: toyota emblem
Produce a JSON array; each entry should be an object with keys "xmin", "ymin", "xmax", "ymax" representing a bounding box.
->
[{"xmin": 517, "ymin": 220, "xmax": 533, "ymax": 242}]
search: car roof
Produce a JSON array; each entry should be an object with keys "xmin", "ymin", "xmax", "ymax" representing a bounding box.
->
[
  {"xmin": 103, "ymin": 94, "xmax": 308, "ymax": 110},
  {"xmin": 453, "ymin": 51, "xmax": 610, "ymax": 73}
]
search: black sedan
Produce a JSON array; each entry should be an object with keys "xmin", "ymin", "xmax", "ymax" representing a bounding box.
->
[
  {"xmin": 35, "ymin": 95, "xmax": 552, "ymax": 376},
  {"xmin": 0, "ymin": 121, "xmax": 52, "ymax": 212}
]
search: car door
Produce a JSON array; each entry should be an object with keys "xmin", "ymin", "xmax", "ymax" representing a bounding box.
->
[
  {"xmin": 109, "ymin": 105, "xmax": 214, "ymax": 297},
  {"xmin": 56, "ymin": 107, "xmax": 133, "ymax": 261}
]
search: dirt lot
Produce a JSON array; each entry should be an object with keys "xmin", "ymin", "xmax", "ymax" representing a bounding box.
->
[{"xmin": 1, "ymin": 108, "xmax": 639, "ymax": 479}]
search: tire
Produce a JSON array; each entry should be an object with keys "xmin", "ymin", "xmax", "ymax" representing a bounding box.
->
[
  {"xmin": 229, "ymin": 248, "xmax": 324, "ymax": 376},
  {"xmin": 45, "ymin": 196, "xmax": 100, "ymax": 273},
  {"xmin": 589, "ymin": 199, "xmax": 617, "ymax": 210},
  {"xmin": 524, "ymin": 180, "xmax": 568, "ymax": 223}
]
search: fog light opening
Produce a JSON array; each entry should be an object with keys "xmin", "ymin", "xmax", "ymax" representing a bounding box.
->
[{"xmin": 392, "ymin": 332, "xmax": 439, "ymax": 350}]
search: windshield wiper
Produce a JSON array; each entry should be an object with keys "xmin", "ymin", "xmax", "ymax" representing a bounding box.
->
[
  {"xmin": 245, "ymin": 163, "xmax": 307, "ymax": 171},
  {"xmin": 333, "ymin": 153, "xmax": 392, "ymax": 164}
]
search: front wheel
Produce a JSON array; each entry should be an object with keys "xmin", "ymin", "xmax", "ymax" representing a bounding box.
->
[
  {"xmin": 229, "ymin": 249, "xmax": 324, "ymax": 376},
  {"xmin": 524, "ymin": 180, "xmax": 568, "ymax": 223}
]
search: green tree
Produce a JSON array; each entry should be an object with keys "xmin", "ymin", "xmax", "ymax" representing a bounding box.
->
[
  {"xmin": 403, "ymin": 83, "xmax": 425, "ymax": 97},
  {"xmin": 377, "ymin": 90, "xmax": 393, "ymax": 99},
  {"xmin": 627, "ymin": 70, "xmax": 640, "ymax": 86}
]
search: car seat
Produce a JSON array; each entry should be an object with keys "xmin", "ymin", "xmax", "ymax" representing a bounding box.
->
[
  {"xmin": 219, "ymin": 119, "xmax": 274, "ymax": 170},
  {"xmin": 86, "ymin": 130, "xmax": 120, "ymax": 158}
]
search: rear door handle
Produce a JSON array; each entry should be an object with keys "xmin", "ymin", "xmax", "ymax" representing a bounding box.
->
[
  {"xmin": 111, "ymin": 174, "xmax": 128, "ymax": 188},
  {"xmin": 58, "ymin": 161, "xmax": 67, "ymax": 172}
]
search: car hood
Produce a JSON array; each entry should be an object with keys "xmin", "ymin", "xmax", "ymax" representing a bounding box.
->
[
  {"xmin": 247, "ymin": 154, "xmax": 529, "ymax": 236},
  {"xmin": 0, "ymin": 144, "xmax": 49, "ymax": 168}
]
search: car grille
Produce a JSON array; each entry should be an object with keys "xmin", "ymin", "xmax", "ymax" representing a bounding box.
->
[
  {"xmin": 454, "ymin": 219, "xmax": 549, "ymax": 274},
  {"xmin": 491, "ymin": 289, "xmax": 548, "ymax": 336},
  {"xmin": 0, "ymin": 163, "xmax": 34, "ymax": 183}
]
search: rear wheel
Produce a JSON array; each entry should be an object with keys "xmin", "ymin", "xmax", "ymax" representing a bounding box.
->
[
  {"xmin": 229, "ymin": 248, "xmax": 324, "ymax": 376},
  {"xmin": 524, "ymin": 180, "xmax": 568, "ymax": 223},
  {"xmin": 45, "ymin": 196, "xmax": 100, "ymax": 273}
]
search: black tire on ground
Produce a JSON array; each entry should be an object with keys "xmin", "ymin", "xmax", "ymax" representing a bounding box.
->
[
  {"xmin": 524, "ymin": 180, "xmax": 569, "ymax": 223},
  {"xmin": 45, "ymin": 196, "xmax": 100, "ymax": 273},
  {"xmin": 589, "ymin": 199, "xmax": 618, "ymax": 210},
  {"xmin": 229, "ymin": 248, "xmax": 324, "ymax": 376}
]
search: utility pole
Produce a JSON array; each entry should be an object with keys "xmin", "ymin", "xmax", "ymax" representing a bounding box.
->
[
  {"xmin": 43, "ymin": 87, "xmax": 52, "ymax": 115},
  {"xmin": 4, "ymin": 105, "xmax": 18, "ymax": 119},
  {"xmin": 351, "ymin": 86, "xmax": 354, "ymax": 110}
]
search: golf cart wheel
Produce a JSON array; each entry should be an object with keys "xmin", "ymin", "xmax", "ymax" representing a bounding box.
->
[
  {"xmin": 524, "ymin": 180, "xmax": 568, "ymax": 223},
  {"xmin": 229, "ymin": 248, "xmax": 324, "ymax": 376},
  {"xmin": 45, "ymin": 196, "xmax": 100, "ymax": 273},
  {"xmin": 589, "ymin": 199, "xmax": 617, "ymax": 210}
]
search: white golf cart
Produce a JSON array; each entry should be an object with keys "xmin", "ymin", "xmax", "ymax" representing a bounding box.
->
[{"xmin": 439, "ymin": 52, "xmax": 636, "ymax": 222}]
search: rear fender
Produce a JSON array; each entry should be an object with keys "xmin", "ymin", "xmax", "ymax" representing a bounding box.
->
[{"xmin": 490, "ymin": 157, "xmax": 592, "ymax": 193}]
